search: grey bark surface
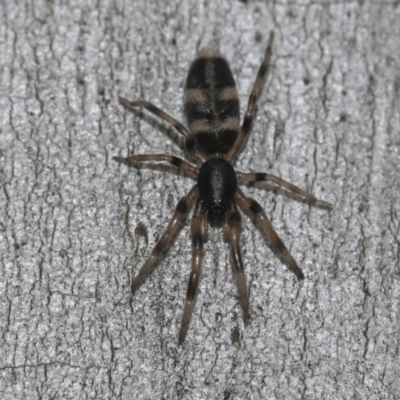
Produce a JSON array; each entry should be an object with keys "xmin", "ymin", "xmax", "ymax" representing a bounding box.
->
[{"xmin": 1, "ymin": 1, "xmax": 400, "ymax": 399}]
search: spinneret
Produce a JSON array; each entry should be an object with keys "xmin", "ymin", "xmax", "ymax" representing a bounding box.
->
[{"xmin": 114, "ymin": 31, "xmax": 332, "ymax": 343}]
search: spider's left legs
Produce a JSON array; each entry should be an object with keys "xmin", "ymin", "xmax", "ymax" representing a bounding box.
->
[
  {"xmin": 225, "ymin": 201, "xmax": 250, "ymax": 324},
  {"xmin": 235, "ymin": 187, "xmax": 304, "ymax": 280},
  {"xmin": 179, "ymin": 198, "xmax": 207, "ymax": 344},
  {"xmin": 131, "ymin": 185, "xmax": 199, "ymax": 293},
  {"xmin": 236, "ymin": 172, "xmax": 333, "ymax": 209},
  {"xmin": 114, "ymin": 154, "xmax": 199, "ymax": 177},
  {"xmin": 119, "ymin": 97, "xmax": 206, "ymax": 163},
  {"xmin": 227, "ymin": 31, "xmax": 274, "ymax": 162}
]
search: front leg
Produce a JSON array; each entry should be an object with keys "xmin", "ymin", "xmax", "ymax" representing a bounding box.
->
[
  {"xmin": 131, "ymin": 185, "xmax": 199, "ymax": 293},
  {"xmin": 235, "ymin": 187, "xmax": 304, "ymax": 280},
  {"xmin": 179, "ymin": 198, "xmax": 207, "ymax": 344},
  {"xmin": 225, "ymin": 201, "xmax": 250, "ymax": 324}
]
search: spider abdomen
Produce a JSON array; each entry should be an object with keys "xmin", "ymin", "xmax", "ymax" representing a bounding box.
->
[
  {"xmin": 185, "ymin": 48, "xmax": 240, "ymax": 155},
  {"xmin": 198, "ymin": 158, "xmax": 237, "ymax": 225}
]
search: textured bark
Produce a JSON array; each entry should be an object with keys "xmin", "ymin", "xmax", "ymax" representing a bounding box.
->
[{"xmin": 1, "ymin": 1, "xmax": 399, "ymax": 399}]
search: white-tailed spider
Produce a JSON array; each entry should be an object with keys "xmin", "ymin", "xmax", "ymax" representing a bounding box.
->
[{"xmin": 114, "ymin": 32, "xmax": 332, "ymax": 343}]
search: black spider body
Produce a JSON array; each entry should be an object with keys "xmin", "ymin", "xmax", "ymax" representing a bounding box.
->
[
  {"xmin": 186, "ymin": 49, "xmax": 240, "ymax": 225},
  {"xmin": 198, "ymin": 158, "xmax": 237, "ymax": 225},
  {"xmin": 114, "ymin": 32, "xmax": 332, "ymax": 344}
]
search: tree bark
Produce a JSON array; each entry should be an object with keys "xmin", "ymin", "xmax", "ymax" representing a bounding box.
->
[{"xmin": 1, "ymin": 1, "xmax": 399, "ymax": 399}]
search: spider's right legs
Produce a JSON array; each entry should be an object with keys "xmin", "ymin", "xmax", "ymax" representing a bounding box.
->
[
  {"xmin": 236, "ymin": 171, "xmax": 333, "ymax": 209},
  {"xmin": 179, "ymin": 198, "xmax": 206, "ymax": 344},
  {"xmin": 235, "ymin": 187, "xmax": 304, "ymax": 280},
  {"xmin": 226, "ymin": 31, "xmax": 274, "ymax": 162},
  {"xmin": 119, "ymin": 97, "xmax": 206, "ymax": 163},
  {"xmin": 113, "ymin": 154, "xmax": 199, "ymax": 177},
  {"xmin": 131, "ymin": 185, "xmax": 199, "ymax": 293},
  {"xmin": 226, "ymin": 202, "xmax": 250, "ymax": 324}
]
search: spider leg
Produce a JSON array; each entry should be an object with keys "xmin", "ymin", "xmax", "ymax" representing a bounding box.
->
[
  {"xmin": 119, "ymin": 97, "xmax": 207, "ymax": 163},
  {"xmin": 226, "ymin": 31, "xmax": 274, "ymax": 162},
  {"xmin": 235, "ymin": 187, "xmax": 304, "ymax": 280},
  {"xmin": 225, "ymin": 201, "xmax": 249, "ymax": 324},
  {"xmin": 236, "ymin": 171, "xmax": 333, "ymax": 209},
  {"xmin": 113, "ymin": 154, "xmax": 199, "ymax": 177},
  {"xmin": 131, "ymin": 185, "xmax": 199, "ymax": 293},
  {"xmin": 178, "ymin": 198, "xmax": 206, "ymax": 344}
]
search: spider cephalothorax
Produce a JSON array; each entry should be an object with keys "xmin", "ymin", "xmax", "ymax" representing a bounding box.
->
[
  {"xmin": 198, "ymin": 158, "xmax": 237, "ymax": 225},
  {"xmin": 114, "ymin": 32, "xmax": 332, "ymax": 343}
]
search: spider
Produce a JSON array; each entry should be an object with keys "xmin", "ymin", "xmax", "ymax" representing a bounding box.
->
[{"xmin": 114, "ymin": 32, "xmax": 332, "ymax": 344}]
